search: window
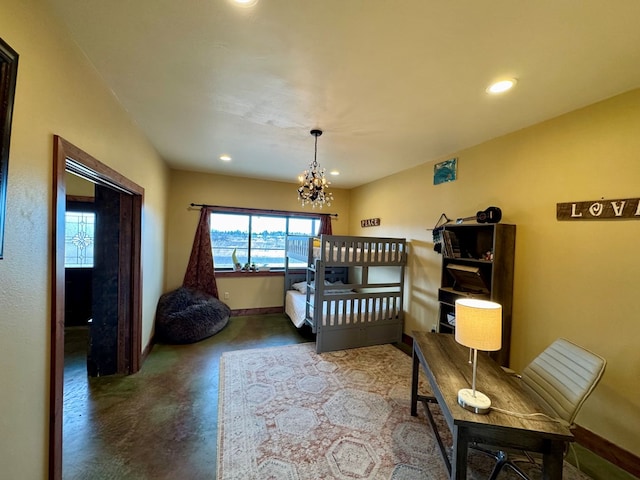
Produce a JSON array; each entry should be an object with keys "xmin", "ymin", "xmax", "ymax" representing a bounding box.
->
[
  {"xmin": 211, "ymin": 210, "xmax": 320, "ymax": 270},
  {"xmin": 65, "ymin": 211, "xmax": 95, "ymax": 268}
]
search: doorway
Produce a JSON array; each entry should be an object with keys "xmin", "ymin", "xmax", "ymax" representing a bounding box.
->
[{"xmin": 51, "ymin": 136, "xmax": 144, "ymax": 480}]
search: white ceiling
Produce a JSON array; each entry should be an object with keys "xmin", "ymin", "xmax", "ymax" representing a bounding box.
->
[{"xmin": 48, "ymin": 0, "xmax": 640, "ymax": 189}]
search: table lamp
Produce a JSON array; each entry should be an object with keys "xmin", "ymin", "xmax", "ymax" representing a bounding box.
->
[{"xmin": 454, "ymin": 298, "xmax": 502, "ymax": 414}]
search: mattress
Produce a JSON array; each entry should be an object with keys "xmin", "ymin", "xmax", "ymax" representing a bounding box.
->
[
  {"xmin": 285, "ymin": 289, "xmax": 400, "ymax": 329},
  {"xmin": 285, "ymin": 290, "xmax": 309, "ymax": 328}
]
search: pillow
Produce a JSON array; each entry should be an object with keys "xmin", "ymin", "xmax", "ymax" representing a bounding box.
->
[
  {"xmin": 291, "ymin": 281, "xmax": 308, "ymax": 294},
  {"xmin": 324, "ymin": 280, "xmax": 354, "ymax": 294}
]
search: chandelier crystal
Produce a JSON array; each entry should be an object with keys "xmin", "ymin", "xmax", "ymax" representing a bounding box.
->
[{"xmin": 297, "ymin": 129, "xmax": 333, "ymax": 209}]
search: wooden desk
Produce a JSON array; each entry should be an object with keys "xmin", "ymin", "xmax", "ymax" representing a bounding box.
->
[{"xmin": 411, "ymin": 331, "xmax": 573, "ymax": 480}]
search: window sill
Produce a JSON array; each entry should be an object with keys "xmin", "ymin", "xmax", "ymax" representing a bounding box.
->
[{"xmin": 215, "ymin": 270, "xmax": 285, "ymax": 278}]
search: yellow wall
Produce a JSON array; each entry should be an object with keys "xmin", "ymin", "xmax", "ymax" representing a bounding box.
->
[
  {"xmin": 66, "ymin": 172, "xmax": 95, "ymax": 197},
  {"xmin": 350, "ymin": 89, "xmax": 640, "ymax": 456},
  {"xmin": 165, "ymin": 170, "xmax": 350, "ymax": 310},
  {"xmin": 0, "ymin": 1, "xmax": 169, "ymax": 478}
]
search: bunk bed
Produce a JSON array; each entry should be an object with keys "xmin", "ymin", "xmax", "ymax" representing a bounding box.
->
[{"xmin": 284, "ymin": 234, "xmax": 407, "ymax": 353}]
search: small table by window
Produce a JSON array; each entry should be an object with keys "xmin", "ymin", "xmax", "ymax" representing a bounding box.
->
[{"xmin": 410, "ymin": 331, "xmax": 573, "ymax": 480}]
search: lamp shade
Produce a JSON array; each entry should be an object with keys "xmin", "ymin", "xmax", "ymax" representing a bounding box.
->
[{"xmin": 455, "ymin": 298, "xmax": 502, "ymax": 352}]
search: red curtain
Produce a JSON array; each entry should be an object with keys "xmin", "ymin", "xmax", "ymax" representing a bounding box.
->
[
  {"xmin": 318, "ymin": 214, "xmax": 333, "ymax": 235},
  {"xmin": 183, "ymin": 208, "xmax": 219, "ymax": 298}
]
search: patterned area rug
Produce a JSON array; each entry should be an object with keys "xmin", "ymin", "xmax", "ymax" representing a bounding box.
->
[{"xmin": 217, "ymin": 343, "xmax": 591, "ymax": 480}]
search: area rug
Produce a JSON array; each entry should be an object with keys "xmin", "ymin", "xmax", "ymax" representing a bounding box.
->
[{"xmin": 217, "ymin": 342, "xmax": 591, "ymax": 480}]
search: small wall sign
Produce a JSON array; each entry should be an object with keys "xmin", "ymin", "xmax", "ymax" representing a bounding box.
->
[
  {"xmin": 361, "ymin": 217, "xmax": 380, "ymax": 228},
  {"xmin": 557, "ymin": 198, "xmax": 640, "ymax": 221}
]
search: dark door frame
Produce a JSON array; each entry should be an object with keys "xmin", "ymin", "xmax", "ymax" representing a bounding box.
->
[{"xmin": 50, "ymin": 136, "xmax": 144, "ymax": 480}]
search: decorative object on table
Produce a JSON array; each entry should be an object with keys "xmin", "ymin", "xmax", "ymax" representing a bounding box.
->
[
  {"xmin": 155, "ymin": 287, "xmax": 230, "ymax": 344},
  {"xmin": 557, "ymin": 197, "xmax": 640, "ymax": 221},
  {"xmin": 297, "ymin": 129, "xmax": 333, "ymax": 209},
  {"xmin": 454, "ymin": 298, "xmax": 502, "ymax": 414},
  {"xmin": 455, "ymin": 206, "xmax": 502, "ymax": 224},
  {"xmin": 433, "ymin": 158, "xmax": 457, "ymax": 185},
  {"xmin": 231, "ymin": 248, "xmax": 242, "ymax": 271},
  {"xmin": 0, "ymin": 38, "xmax": 19, "ymax": 259}
]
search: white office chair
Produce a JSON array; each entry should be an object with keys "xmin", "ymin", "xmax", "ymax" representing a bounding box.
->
[{"xmin": 479, "ymin": 338, "xmax": 607, "ymax": 480}]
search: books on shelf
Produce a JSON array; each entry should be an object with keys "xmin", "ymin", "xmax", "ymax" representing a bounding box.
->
[{"xmin": 441, "ymin": 230, "xmax": 461, "ymax": 258}]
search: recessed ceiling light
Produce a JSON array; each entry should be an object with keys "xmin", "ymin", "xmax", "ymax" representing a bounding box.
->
[
  {"xmin": 330, "ymin": 170, "xmax": 340, "ymax": 176},
  {"xmin": 486, "ymin": 79, "xmax": 517, "ymax": 94},
  {"xmin": 231, "ymin": 0, "xmax": 258, "ymax": 7},
  {"xmin": 219, "ymin": 154, "xmax": 232, "ymax": 162}
]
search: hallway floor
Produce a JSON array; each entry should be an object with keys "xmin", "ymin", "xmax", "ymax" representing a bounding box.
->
[{"xmin": 63, "ymin": 315, "xmax": 636, "ymax": 480}]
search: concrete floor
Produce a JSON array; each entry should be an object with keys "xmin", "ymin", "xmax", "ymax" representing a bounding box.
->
[
  {"xmin": 63, "ymin": 315, "xmax": 313, "ymax": 479},
  {"xmin": 63, "ymin": 315, "xmax": 636, "ymax": 480}
]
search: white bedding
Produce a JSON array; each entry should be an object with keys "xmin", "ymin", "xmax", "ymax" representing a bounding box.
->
[
  {"xmin": 285, "ymin": 290, "xmax": 309, "ymax": 328},
  {"xmin": 285, "ymin": 289, "xmax": 399, "ymax": 329}
]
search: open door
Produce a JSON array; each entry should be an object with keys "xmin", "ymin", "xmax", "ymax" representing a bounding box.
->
[
  {"xmin": 88, "ymin": 185, "xmax": 135, "ymax": 376},
  {"xmin": 51, "ymin": 136, "xmax": 143, "ymax": 479}
]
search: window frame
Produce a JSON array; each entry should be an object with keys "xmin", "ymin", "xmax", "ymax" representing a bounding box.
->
[
  {"xmin": 210, "ymin": 205, "xmax": 324, "ymax": 274},
  {"xmin": 65, "ymin": 197, "xmax": 95, "ymax": 269}
]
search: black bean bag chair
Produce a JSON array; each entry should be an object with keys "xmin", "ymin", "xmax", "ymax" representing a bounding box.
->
[{"xmin": 155, "ymin": 287, "xmax": 231, "ymax": 344}]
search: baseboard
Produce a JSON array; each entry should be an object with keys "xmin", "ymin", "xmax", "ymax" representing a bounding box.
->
[
  {"xmin": 401, "ymin": 332, "xmax": 640, "ymax": 477},
  {"xmin": 230, "ymin": 306, "xmax": 284, "ymax": 316},
  {"xmin": 573, "ymin": 424, "xmax": 640, "ymax": 478},
  {"xmin": 141, "ymin": 337, "xmax": 154, "ymax": 365}
]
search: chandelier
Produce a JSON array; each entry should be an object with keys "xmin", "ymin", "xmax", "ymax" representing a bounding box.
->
[{"xmin": 297, "ymin": 129, "xmax": 333, "ymax": 208}]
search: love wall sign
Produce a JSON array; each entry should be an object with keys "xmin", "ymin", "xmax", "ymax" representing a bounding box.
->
[{"xmin": 557, "ymin": 197, "xmax": 640, "ymax": 220}]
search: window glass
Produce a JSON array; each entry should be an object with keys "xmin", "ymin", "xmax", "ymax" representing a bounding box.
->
[
  {"xmin": 287, "ymin": 217, "xmax": 318, "ymax": 268},
  {"xmin": 211, "ymin": 213, "xmax": 249, "ymax": 269},
  {"xmin": 210, "ymin": 211, "xmax": 321, "ymax": 270},
  {"xmin": 65, "ymin": 211, "xmax": 95, "ymax": 268},
  {"xmin": 289, "ymin": 217, "xmax": 317, "ymax": 236},
  {"xmin": 251, "ymin": 216, "xmax": 286, "ymax": 269}
]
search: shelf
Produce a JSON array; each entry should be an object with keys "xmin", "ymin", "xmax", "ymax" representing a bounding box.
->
[
  {"xmin": 442, "ymin": 257, "xmax": 492, "ymax": 264},
  {"xmin": 436, "ymin": 223, "xmax": 516, "ymax": 367},
  {"xmin": 438, "ymin": 287, "xmax": 490, "ymax": 306}
]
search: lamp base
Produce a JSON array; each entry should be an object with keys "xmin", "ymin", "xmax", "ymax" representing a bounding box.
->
[{"xmin": 457, "ymin": 388, "xmax": 492, "ymax": 414}]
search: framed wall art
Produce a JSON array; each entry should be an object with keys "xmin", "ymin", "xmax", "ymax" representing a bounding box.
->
[
  {"xmin": 0, "ymin": 37, "xmax": 19, "ymax": 259},
  {"xmin": 434, "ymin": 157, "xmax": 457, "ymax": 185}
]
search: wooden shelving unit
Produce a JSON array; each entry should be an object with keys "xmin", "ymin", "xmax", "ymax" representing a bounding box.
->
[{"xmin": 437, "ymin": 223, "xmax": 516, "ymax": 366}]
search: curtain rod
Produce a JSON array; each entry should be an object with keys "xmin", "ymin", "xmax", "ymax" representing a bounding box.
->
[{"xmin": 189, "ymin": 203, "xmax": 338, "ymax": 218}]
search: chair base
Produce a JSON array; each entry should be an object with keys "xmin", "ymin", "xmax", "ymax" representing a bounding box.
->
[{"xmin": 472, "ymin": 445, "xmax": 536, "ymax": 480}]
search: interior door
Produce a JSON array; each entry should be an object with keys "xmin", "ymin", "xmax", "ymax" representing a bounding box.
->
[{"xmin": 88, "ymin": 184, "xmax": 134, "ymax": 376}]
